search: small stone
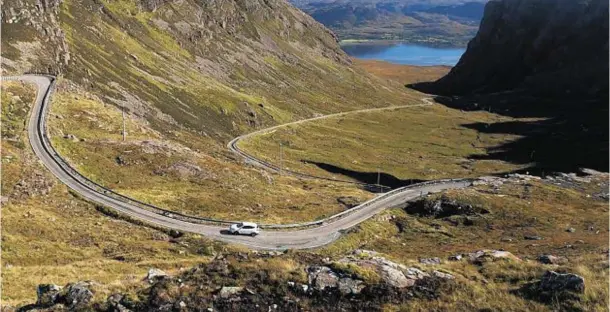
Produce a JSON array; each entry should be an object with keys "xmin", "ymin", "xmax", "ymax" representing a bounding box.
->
[
  {"xmin": 448, "ymin": 254, "xmax": 463, "ymax": 261},
  {"xmin": 566, "ymin": 227, "xmax": 576, "ymax": 233},
  {"xmin": 524, "ymin": 235, "xmax": 543, "ymax": 241},
  {"xmin": 63, "ymin": 134, "xmax": 79, "ymax": 142},
  {"xmin": 432, "ymin": 270, "xmax": 454, "ymax": 280},
  {"xmin": 146, "ymin": 268, "xmax": 167, "ymax": 283},
  {"xmin": 419, "ymin": 257, "xmax": 441, "ymax": 265},
  {"xmin": 501, "ymin": 237, "xmax": 513, "ymax": 242},
  {"xmin": 219, "ymin": 286, "xmax": 243, "ymax": 298},
  {"xmin": 538, "ymin": 255, "xmax": 569, "ymax": 265},
  {"xmin": 467, "ymin": 250, "xmax": 520, "ymax": 264}
]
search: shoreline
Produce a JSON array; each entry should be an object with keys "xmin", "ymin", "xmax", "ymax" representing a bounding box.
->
[{"xmin": 339, "ymin": 39, "xmax": 467, "ymax": 49}]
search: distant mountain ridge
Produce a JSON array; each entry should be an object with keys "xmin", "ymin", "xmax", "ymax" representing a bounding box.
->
[{"xmin": 292, "ymin": 0, "xmax": 488, "ymax": 46}]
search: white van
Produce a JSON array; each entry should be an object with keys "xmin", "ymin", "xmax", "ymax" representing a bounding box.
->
[{"xmin": 228, "ymin": 222, "xmax": 260, "ymax": 236}]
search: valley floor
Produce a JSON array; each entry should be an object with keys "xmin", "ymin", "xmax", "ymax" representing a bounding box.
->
[{"xmin": 1, "ymin": 62, "xmax": 608, "ymax": 310}]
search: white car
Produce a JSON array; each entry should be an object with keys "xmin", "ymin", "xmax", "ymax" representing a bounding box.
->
[{"xmin": 228, "ymin": 222, "xmax": 260, "ymax": 236}]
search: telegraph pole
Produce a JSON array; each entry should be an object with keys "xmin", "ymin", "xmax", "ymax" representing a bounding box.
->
[
  {"xmin": 279, "ymin": 142, "xmax": 283, "ymax": 175},
  {"xmin": 377, "ymin": 168, "xmax": 381, "ymax": 193},
  {"xmin": 122, "ymin": 105, "xmax": 127, "ymax": 141}
]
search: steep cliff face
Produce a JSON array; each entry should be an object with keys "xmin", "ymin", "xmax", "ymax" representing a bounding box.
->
[
  {"xmin": 413, "ymin": 0, "xmax": 608, "ymax": 99},
  {"xmin": 409, "ymin": 0, "xmax": 608, "ymax": 172}
]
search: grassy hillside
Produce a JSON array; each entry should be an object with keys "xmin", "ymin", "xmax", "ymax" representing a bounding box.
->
[
  {"xmin": 2, "ymin": 0, "xmax": 420, "ymax": 139},
  {"xmin": 1, "ymin": 0, "xmax": 425, "ymax": 221},
  {"xmin": 0, "ymin": 81, "xmax": 225, "ymax": 306},
  {"xmin": 2, "ymin": 0, "xmax": 607, "ymax": 309},
  {"xmin": 238, "ymin": 103, "xmax": 534, "ymax": 187},
  {"xmin": 46, "ymin": 84, "xmax": 372, "ymax": 222}
]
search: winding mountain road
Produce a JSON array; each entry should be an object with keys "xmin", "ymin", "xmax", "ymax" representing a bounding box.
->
[
  {"xmin": 3, "ymin": 74, "xmax": 471, "ymax": 250},
  {"xmin": 228, "ymin": 98, "xmax": 434, "ymax": 189}
]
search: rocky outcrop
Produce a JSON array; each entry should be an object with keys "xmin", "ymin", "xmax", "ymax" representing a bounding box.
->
[
  {"xmin": 20, "ymin": 252, "xmax": 460, "ymax": 311},
  {"xmin": 419, "ymin": 257, "xmax": 442, "ymax": 265},
  {"xmin": 412, "ymin": 0, "xmax": 608, "ymax": 99},
  {"xmin": 36, "ymin": 284, "xmax": 62, "ymax": 307},
  {"xmin": 63, "ymin": 281, "xmax": 95, "ymax": 309},
  {"xmin": 334, "ymin": 250, "xmax": 453, "ymax": 289},
  {"xmin": 403, "ymin": 194, "xmax": 490, "ymax": 218},
  {"xmin": 538, "ymin": 271, "xmax": 585, "ymax": 293},
  {"xmin": 307, "ymin": 266, "xmax": 340, "ymax": 291},
  {"xmin": 34, "ymin": 281, "xmax": 94, "ymax": 309}
]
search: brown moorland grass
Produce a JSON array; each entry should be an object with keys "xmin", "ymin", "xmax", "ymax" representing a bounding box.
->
[
  {"xmin": 1, "ymin": 81, "xmax": 222, "ymax": 306},
  {"xmin": 46, "ymin": 83, "xmax": 373, "ymax": 223},
  {"xmin": 313, "ymin": 175, "xmax": 608, "ymax": 311},
  {"xmin": 352, "ymin": 59, "xmax": 450, "ymax": 85},
  {"xmin": 238, "ymin": 103, "xmax": 537, "ymax": 185}
]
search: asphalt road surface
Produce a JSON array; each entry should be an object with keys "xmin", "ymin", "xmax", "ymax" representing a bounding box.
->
[{"xmin": 3, "ymin": 75, "xmax": 471, "ymax": 250}]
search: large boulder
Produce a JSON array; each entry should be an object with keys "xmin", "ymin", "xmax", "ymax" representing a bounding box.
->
[
  {"xmin": 335, "ymin": 250, "xmax": 452, "ymax": 289},
  {"xmin": 379, "ymin": 265, "xmax": 414, "ymax": 288},
  {"xmin": 336, "ymin": 196, "xmax": 360, "ymax": 209},
  {"xmin": 307, "ymin": 266, "xmax": 339, "ymax": 291},
  {"xmin": 539, "ymin": 271, "xmax": 585, "ymax": 293},
  {"xmin": 403, "ymin": 195, "xmax": 490, "ymax": 218},
  {"xmin": 36, "ymin": 284, "xmax": 63, "ymax": 306},
  {"xmin": 63, "ymin": 281, "xmax": 94, "ymax": 309}
]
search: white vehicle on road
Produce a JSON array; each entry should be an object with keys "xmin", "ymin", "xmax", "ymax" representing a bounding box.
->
[{"xmin": 228, "ymin": 222, "xmax": 260, "ymax": 236}]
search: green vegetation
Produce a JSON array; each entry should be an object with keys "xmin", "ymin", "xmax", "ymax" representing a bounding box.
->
[
  {"xmin": 239, "ymin": 103, "xmax": 535, "ymax": 184},
  {"xmin": 316, "ymin": 174, "xmax": 608, "ymax": 311},
  {"xmin": 297, "ymin": 1, "xmax": 485, "ymax": 47},
  {"xmin": 47, "ymin": 86, "xmax": 372, "ymax": 223},
  {"xmin": 2, "ymin": 78, "xmax": 608, "ymax": 311},
  {"xmin": 2, "ymin": 0, "xmax": 607, "ymax": 309},
  {"xmin": 0, "ymin": 81, "xmax": 221, "ymax": 306}
]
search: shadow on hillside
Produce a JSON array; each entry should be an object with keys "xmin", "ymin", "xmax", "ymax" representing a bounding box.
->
[
  {"xmin": 304, "ymin": 160, "xmax": 426, "ymax": 191},
  {"xmin": 408, "ymin": 87, "xmax": 609, "ymax": 173},
  {"xmin": 462, "ymin": 116, "xmax": 609, "ymax": 173}
]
